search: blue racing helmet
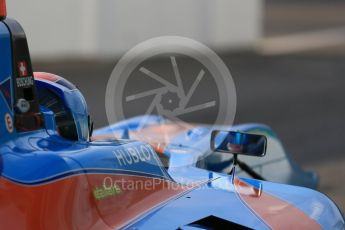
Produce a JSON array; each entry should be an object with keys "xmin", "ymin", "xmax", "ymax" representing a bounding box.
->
[{"xmin": 34, "ymin": 72, "xmax": 92, "ymax": 141}]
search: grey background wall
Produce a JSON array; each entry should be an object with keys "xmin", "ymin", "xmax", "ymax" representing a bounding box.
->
[{"xmin": 7, "ymin": 0, "xmax": 262, "ymax": 59}]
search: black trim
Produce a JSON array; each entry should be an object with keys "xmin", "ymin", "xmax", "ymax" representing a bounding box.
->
[
  {"xmin": 3, "ymin": 18, "xmax": 43, "ymax": 131},
  {"xmin": 187, "ymin": 215, "xmax": 253, "ymax": 230}
]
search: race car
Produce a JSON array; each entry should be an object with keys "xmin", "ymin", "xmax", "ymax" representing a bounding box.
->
[
  {"xmin": 0, "ymin": 1, "xmax": 344, "ymax": 229},
  {"xmin": 94, "ymin": 115, "xmax": 319, "ymax": 189}
]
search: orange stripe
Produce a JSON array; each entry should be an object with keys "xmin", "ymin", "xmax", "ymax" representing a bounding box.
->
[
  {"xmin": 93, "ymin": 122, "xmax": 194, "ymax": 154},
  {"xmin": 0, "ymin": 0, "xmax": 6, "ymax": 18},
  {"xmin": 33, "ymin": 72, "xmax": 60, "ymax": 82},
  {"xmin": 234, "ymin": 178, "xmax": 321, "ymax": 230},
  {"xmin": 0, "ymin": 174, "xmax": 189, "ymax": 229}
]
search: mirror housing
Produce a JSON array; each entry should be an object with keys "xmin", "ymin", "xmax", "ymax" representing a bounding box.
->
[{"xmin": 211, "ymin": 130, "xmax": 267, "ymax": 157}]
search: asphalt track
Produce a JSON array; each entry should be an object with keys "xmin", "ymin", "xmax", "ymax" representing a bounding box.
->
[{"xmin": 32, "ymin": 0, "xmax": 345, "ymax": 212}]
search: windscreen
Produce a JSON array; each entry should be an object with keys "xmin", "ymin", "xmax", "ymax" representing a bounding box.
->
[{"xmin": 37, "ymin": 87, "xmax": 78, "ymax": 140}]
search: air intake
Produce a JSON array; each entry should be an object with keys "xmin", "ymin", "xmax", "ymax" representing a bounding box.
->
[{"xmin": 186, "ymin": 215, "xmax": 252, "ymax": 230}]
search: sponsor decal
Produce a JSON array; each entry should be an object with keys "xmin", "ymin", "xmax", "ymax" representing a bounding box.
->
[
  {"xmin": 113, "ymin": 145, "xmax": 153, "ymax": 166},
  {"xmin": 93, "ymin": 180, "xmax": 122, "ymax": 200},
  {"xmin": 16, "ymin": 76, "xmax": 34, "ymax": 88},
  {"xmin": 16, "ymin": 98, "xmax": 30, "ymax": 113},
  {"xmin": 4, "ymin": 113, "xmax": 13, "ymax": 133},
  {"xmin": 18, "ymin": 61, "xmax": 28, "ymax": 77}
]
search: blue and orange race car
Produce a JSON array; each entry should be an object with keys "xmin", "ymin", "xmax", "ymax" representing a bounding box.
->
[{"xmin": 0, "ymin": 1, "xmax": 344, "ymax": 229}]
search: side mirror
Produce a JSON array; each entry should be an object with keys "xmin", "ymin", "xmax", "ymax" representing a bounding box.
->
[{"xmin": 211, "ymin": 130, "xmax": 267, "ymax": 157}]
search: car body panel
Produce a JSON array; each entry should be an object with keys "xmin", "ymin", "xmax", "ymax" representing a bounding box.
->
[
  {"xmin": 127, "ymin": 167, "xmax": 342, "ymax": 230},
  {"xmin": 1, "ymin": 129, "xmax": 343, "ymax": 229},
  {"xmin": 94, "ymin": 115, "xmax": 319, "ymax": 189}
]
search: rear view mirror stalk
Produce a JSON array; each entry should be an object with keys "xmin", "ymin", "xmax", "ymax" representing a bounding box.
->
[{"xmin": 211, "ymin": 130, "xmax": 267, "ymax": 184}]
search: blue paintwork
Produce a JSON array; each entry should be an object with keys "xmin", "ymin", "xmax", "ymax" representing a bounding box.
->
[
  {"xmin": 35, "ymin": 78, "xmax": 90, "ymax": 141},
  {"xmin": 126, "ymin": 166, "xmax": 344, "ymax": 229},
  {"xmin": 95, "ymin": 115, "xmax": 319, "ymax": 189},
  {"xmin": 0, "ymin": 22, "xmax": 15, "ymax": 143},
  {"xmin": 1, "ymin": 121, "xmax": 344, "ymax": 229},
  {"xmin": 1, "ymin": 104, "xmax": 342, "ymax": 229},
  {"xmin": 245, "ymin": 177, "xmax": 345, "ymax": 229},
  {"xmin": 127, "ymin": 184, "xmax": 271, "ymax": 229},
  {"xmin": 1, "ymin": 131, "xmax": 170, "ymax": 185}
]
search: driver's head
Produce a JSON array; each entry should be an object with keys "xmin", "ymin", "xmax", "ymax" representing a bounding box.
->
[{"xmin": 34, "ymin": 72, "xmax": 92, "ymax": 141}]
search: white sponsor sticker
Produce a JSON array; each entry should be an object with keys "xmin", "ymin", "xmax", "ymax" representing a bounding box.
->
[
  {"xmin": 16, "ymin": 98, "xmax": 30, "ymax": 113},
  {"xmin": 16, "ymin": 76, "xmax": 34, "ymax": 87},
  {"xmin": 113, "ymin": 145, "xmax": 153, "ymax": 166},
  {"xmin": 5, "ymin": 113, "xmax": 13, "ymax": 133}
]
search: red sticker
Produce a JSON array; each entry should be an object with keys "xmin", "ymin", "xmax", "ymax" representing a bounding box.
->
[
  {"xmin": 0, "ymin": 0, "xmax": 7, "ymax": 18},
  {"xmin": 18, "ymin": 61, "xmax": 28, "ymax": 77}
]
